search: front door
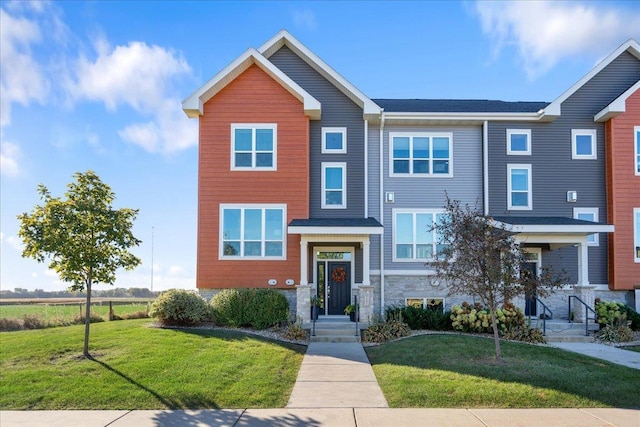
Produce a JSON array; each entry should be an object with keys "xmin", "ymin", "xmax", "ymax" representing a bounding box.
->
[
  {"xmin": 523, "ymin": 261, "xmax": 537, "ymax": 317},
  {"xmin": 327, "ymin": 262, "xmax": 351, "ymax": 315}
]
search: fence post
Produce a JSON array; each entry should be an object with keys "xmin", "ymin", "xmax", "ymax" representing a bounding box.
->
[{"xmin": 109, "ymin": 301, "xmax": 114, "ymax": 321}]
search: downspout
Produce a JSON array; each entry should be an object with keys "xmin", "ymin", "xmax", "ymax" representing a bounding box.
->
[
  {"xmin": 364, "ymin": 119, "xmax": 368, "ymax": 218},
  {"xmin": 483, "ymin": 120, "xmax": 489, "ymax": 215},
  {"xmin": 379, "ymin": 110, "xmax": 385, "ymax": 314}
]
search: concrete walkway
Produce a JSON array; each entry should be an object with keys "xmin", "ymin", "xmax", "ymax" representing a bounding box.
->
[
  {"xmin": 549, "ymin": 342, "xmax": 640, "ymax": 370},
  {"xmin": 286, "ymin": 342, "xmax": 388, "ymax": 408}
]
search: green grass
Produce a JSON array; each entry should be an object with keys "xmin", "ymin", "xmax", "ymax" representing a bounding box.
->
[
  {"xmin": 0, "ymin": 302, "xmax": 150, "ymax": 323},
  {"xmin": 622, "ymin": 346, "xmax": 640, "ymax": 353},
  {"xmin": 0, "ymin": 319, "xmax": 305, "ymax": 409},
  {"xmin": 365, "ymin": 334, "xmax": 640, "ymax": 408}
]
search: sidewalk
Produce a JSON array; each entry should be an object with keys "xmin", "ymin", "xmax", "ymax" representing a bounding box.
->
[{"xmin": 549, "ymin": 341, "xmax": 640, "ymax": 370}]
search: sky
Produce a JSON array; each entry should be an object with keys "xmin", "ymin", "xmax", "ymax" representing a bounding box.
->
[{"xmin": 1, "ymin": 0, "xmax": 639, "ymax": 293}]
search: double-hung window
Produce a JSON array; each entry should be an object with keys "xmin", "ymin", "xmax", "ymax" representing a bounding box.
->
[
  {"xmin": 393, "ymin": 210, "xmax": 448, "ymax": 261},
  {"xmin": 507, "ymin": 129, "xmax": 531, "ymax": 155},
  {"xmin": 322, "ymin": 127, "xmax": 347, "ymax": 153},
  {"xmin": 220, "ymin": 204, "xmax": 285, "ymax": 259},
  {"xmin": 390, "ymin": 133, "xmax": 452, "ymax": 177},
  {"xmin": 231, "ymin": 124, "xmax": 277, "ymax": 170},
  {"xmin": 635, "ymin": 126, "xmax": 639, "ymax": 175},
  {"xmin": 322, "ymin": 163, "xmax": 346, "ymax": 209},
  {"xmin": 634, "ymin": 208, "xmax": 640, "ymax": 263},
  {"xmin": 571, "ymin": 129, "xmax": 597, "ymax": 160},
  {"xmin": 573, "ymin": 208, "xmax": 599, "ymax": 246},
  {"xmin": 507, "ymin": 164, "xmax": 532, "ymax": 210}
]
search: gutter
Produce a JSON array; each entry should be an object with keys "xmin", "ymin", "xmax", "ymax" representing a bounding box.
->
[
  {"xmin": 364, "ymin": 119, "xmax": 368, "ymax": 218},
  {"xmin": 379, "ymin": 110, "xmax": 385, "ymax": 315},
  {"xmin": 483, "ymin": 120, "xmax": 489, "ymax": 215}
]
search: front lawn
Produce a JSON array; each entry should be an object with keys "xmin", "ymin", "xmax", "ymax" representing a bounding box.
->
[
  {"xmin": 0, "ymin": 319, "xmax": 306, "ymax": 409},
  {"xmin": 366, "ymin": 334, "xmax": 640, "ymax": 408}
]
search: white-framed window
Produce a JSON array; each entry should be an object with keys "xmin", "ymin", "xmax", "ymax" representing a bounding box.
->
[
  {"xmin": 390, "ymin": 132, "xmax": 453, "ymax": 177},
  {"xmin": 219, "ymin": 204, "xmax": 286, "ymax": 260},
  {"xmin": 573, "ymin": 207, "xmax": 599, "ymax": 246},
  {"xmin": 406, "ymin": 297, "xmax": 445, "ymax": 310},
  {"xmin": 507, "ymin": 164, "xmax": 532, "ymax": 210},
  {"xmin": 635, "ymin": 126, "xmax": 639, "ymax": 175},
  {"xmin": 322, "ymin": 127, "xmax": 347, "ymax": 154},
  {"xmin": 507, "ymin": 129, "xmax": 531, "ymax": 155},
  {"xmin": 231, "ymin": 124, "xmax": 277, "ymax": 170},
  {"xmin": 393, "ymin": 209, "xmax": 448, "ymax": 261},
  {"xmin": 634, "ymin": 208, "xmax": 640, "ymax": 263},
  {"xmin": 322, "ymin": 163, "xmax": 346, "ymax": 209},
  {"xmin": 571, "ymin": 129, "xmax": 597, "ymax": 160}
]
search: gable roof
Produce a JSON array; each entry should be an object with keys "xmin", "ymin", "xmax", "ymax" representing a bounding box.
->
[
  {"xmin": 258, "ymin": 30, "xmax": 381, "ymax": 120},
  {"xmin": 374, "ymin": 99, "xmax": 549, "ymax": 113},
  {"xmin": 182, "ymin": 47, "xmax": 321, "ymax": 119},
  {"xmin": 542, "ymin": 39, "xmax": 640, "ymax": 120},
  {"xmin": 594, "ymin": 79, "xmax": 640, "ymax": 122}
]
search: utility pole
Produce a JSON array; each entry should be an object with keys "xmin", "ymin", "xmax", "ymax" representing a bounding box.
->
[{"xmin": 151, "ymin": 226, "xmax": 154, "ymax": 293}]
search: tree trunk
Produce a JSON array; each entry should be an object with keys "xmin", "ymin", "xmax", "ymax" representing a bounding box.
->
[
  {"xmin": 490, "ymin": 309, "xmax": 503, "ymax": 363},
  {"xmin": 83, "ymin": 273, "xmax": 92, "ymax": 357}
]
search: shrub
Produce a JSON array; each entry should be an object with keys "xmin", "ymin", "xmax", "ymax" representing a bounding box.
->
[
  {"xmin": 619, "ymin": 304, "xmax": 640, "ymax": 331},
  {"xmin": 211, "ymin": 289, "xmax": 289, "ymax": 330},
  {"xmin": 22, "ymin": 315, "xmax": 46, "ymax": 330},
  {"xmin": 0, "ymin": 318, "xmax": 23, "ymax": 332},
  {"xmin": 73, "ymin": 314, "xmax": 105, "ymax": 324},
  {"xmin": 595, "ymin": 299, "xmax": 624, "ymax": 326},
  {"xmin": 596, "ymin": 317, "xmax": 635, "ymax": 343},
  {"xmin": 122, "ymin": 310, "xmax": 150, "ymax": 320},
  {"xmin": 150, "ymin": 289, "xmax": 211, "ymax": 326},
  {"xmin": 450, "ymin": 302, "xmax": 525, "ymax": 335},
  {"xmin": 385, "ymin": 306, "xmax": 452, "ymax": 330},
  {"xmin": 502, "ymin": 325, "xmax": 546, "ymax": 344},
  {"xmin": 362, "ymin": 312, "xmax": 411, "ymax": 343},
  {"xmin": 283, "ymin": 319, "xmax": 308, "ymax": 341}
]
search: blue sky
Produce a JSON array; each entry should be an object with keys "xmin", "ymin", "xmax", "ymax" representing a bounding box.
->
[{"xmin": 1, "ymin": 0, "xmax": 639, "ymax": 292}]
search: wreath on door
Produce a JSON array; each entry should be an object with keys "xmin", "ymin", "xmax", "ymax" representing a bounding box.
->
[{"xmin": 331, "ymin": 267, "xmax": 347, "ymax": 283}]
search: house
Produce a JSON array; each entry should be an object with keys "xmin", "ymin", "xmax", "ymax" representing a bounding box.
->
[{"xmin": 183, "ymin": 31, "xmax": 640, "ymax": 322}]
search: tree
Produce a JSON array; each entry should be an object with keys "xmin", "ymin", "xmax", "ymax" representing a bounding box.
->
[
  {"xmin": 17, "ymin": 171, "xmax": 141, "ymax": 356},
  {"xmin": 431, "ymin": 197, "xmax": 564, "ymax": 363}
]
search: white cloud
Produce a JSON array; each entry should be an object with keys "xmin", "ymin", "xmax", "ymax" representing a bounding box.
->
[
  {"xmin": 0, "ymin": 140, "xmax": 21, "ymax": 176},
  {"xmin": 4, "ymin": 234, "xmax": 23, "ymax": 252},
  {"xmin": 0, "ymin": 6, "xmax": 49, "ymax": 127},
  {"xmin": 475, "ymin": 1, "xmax": 640, "ymax": 78},
  {"xmin": 293, "ymin": 10, "xmax": 317, "ymax": 31},
  {"xmin": 167, "ymin": 265, "xmax": 185, "ymax": 276}
]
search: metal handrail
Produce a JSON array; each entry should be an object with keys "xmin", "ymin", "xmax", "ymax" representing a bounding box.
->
[
  {"xmin": 568, "ymin": 295, "xmax": 597, "ymax": 336},
  {"xmin": 354, "ymin": 295, "xmax": 359, "ymax": 337},
  {"xmin": 532, "ymin": 297, "xmax": 553, "ymax": 336}
]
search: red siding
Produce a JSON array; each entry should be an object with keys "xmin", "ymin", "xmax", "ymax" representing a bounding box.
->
[
  {"xmin": 606, "ymin": 89, "xmax": 640, "ymax": 290},
  {"xmin": 197, "ymin": 64, "xmax": 309, "ymax": 289}
]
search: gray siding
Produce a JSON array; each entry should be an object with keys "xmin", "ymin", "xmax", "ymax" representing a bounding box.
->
[
  {"xmin": 382, "ymin": 125, "xmax": 484, "ymax": 270},
  {"xmin": 368, "ymin": 123, "xmax": 382, "ymax": 270},
  {"xmin": 269, "ymin": 46, "xmax": 366, "ymax": 218},
  {"xmin": 488, "ymin": 51, "xmax": 640, "ymax": 285}
]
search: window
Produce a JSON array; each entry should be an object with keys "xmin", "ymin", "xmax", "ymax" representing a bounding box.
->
[
  {"xmin": 507, "ymin": 129, "xmax": 531, "ymax": 155},
  {"xmin": 406, "ymin": 297, "xmax": 445, "ymax": 311},
  {"xmin": 390, "ymin": 133, "xmax": 452, "ymax": 177},
  {"xmin": 635, "ymin": 208, "xmax": 640, "ymax": 263},
  {"xmin": 220, "ymin": 204, "xmax": 285, "ymax": 259},
  {"xmin": 231, "ymin": 124, "xmax": 277, "ymax": 170},
  {"xmin": 635, "ymin": 126, "xmax": 640, "ymax": 175},
  {"xmin": 322, "ymin": 163, "xmax": 346, "ymax": 209},
  {"xmin": 573, "ymin": 208, "xmax": 599, "ymax": 246},
  {"xmin": 507, "ymin": 164, "xmax": 532, "ymax": 210},
  {"xmin": 393, "ymin": 210, "xmax": 448, "ymax": 261},
  {"xmin": 322, "ymin": 127, "xmax": 347, "ymax": 153},
  {"xmin": 571, "ymin": 129, "xmax": 597, "ymax": 159}
]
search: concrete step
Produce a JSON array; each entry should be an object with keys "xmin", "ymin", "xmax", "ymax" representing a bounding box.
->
[
  {"xmin": 312, "ymin": 328, "xmax": 357, "ymax": 336},
  {"xmin": 310, "ymin": 334, "xmax": 360, "ymax": 343},
  {"xmin": 545, "ymin": 335, "xmax": 596, "ymax": 343},
  {"xmin": 534, "ymin": 320, "xmax": 599, "ymax": 343}
]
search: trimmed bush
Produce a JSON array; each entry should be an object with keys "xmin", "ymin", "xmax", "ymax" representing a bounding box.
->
[
  {"xmin": 0, "ymin": 318, "xmax": 23, "ymax": 332},
  {"xmin": 450, "ymin": 302, "xmax": 525, "ymax": 334},
  {"xmin": 210, "ymin": 288, "xmax": 289, "ymax": 330},
  {"xmin": 385, "ymin": 305, "xmax": 452, "ymax": 330},
  {"xmin": 362, "ymin": 313, "xmax": 411, "ymax": 343},
  {"xmin": 595, "ymin": 299, "xmax": 640, "ymax": 331},
  {"xmin": 150, "ymin": 289, "xmax": 211, "ymax": 326},
  {"xmin": 22, "ymin": 315, "xmax": 46, "ymax": 330}
]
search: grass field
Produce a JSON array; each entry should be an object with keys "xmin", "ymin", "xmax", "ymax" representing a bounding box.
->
[
  {"xmin": 0, "ymin": 301, "xmax": 151, "ymax": 324},
  {"xmin": 0, "ymin": 319, "xmax": 306, "ymax": 409},
  {"xmin": 366, "ymin": 334, "xmax": 640, "ymax": 408}
]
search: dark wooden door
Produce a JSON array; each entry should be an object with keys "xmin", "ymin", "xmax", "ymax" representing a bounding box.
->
[
  {"xmin": 523, "ymin": 262, "xmax": 537, "ymax": 317},
  {"xmin": 327, "ymin": 262, "xmax": 350, "ymax": 315}
]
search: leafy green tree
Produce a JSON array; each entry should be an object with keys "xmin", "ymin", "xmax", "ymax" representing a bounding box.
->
[
  {"xmin": 17, "ymin": 171, "xmax": 141, "ymax": 356},
  {"xmin": 431, "ymin": 197, "xmax": 564, "ymax": 362}
]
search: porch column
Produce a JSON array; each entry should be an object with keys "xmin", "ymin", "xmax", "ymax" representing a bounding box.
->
[
  {"xmin": 576, "ymin": 240, "xmax": 589, "ymax": 286},
  {"xmin": 362, "ymin": 238, "xmax": 371, "ymax": 286},
  {"xmin": 300, "ymin": 237, "xmax": 308, "ymax": 286}
]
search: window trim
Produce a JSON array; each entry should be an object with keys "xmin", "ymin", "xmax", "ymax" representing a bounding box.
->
[
  {"xmin": 635, "ymin": 126, "xmax": 640, "ymax": 176},
  {"xmin": 506, "ymin": 129, "xmax": 531, "ymax": 155},
  {"xmin": 573, "ymin": 207, "xmax": 599, "ymax": 246},
  {"xmin": 507, "ymin": 164, "xmax": 532, "ymax": 211},
  {"xmin": 405, "ymin": 297, "xmax": 445, "ymax": 310},
  {"xmin": 230, "ymin": 123, "xmax": 277, "ymax": 170},
  {"xmin": 392, "ymin": 209, "xmax": 446, "ymax": 262},
  {"xmin": 571, "ymin": 129, "xmax": 597, "ymax": 160},
  {"xmin": 321, "ymin": 127, "xmax": 347, "ymax": 154},
  {"xmin": 219, "ymin": 204, "xmax": 286, "ymax": 260},
  {"xmin": 389, "ymin": 132, "xmax": 453, "ymax": 178},
  {"xmin": 321, "ymin": 162, "xmax": 347, "ymax": 209},
  {"xmin": 634, "ymin": 208, "xmax": 640, "ymax": 263}
]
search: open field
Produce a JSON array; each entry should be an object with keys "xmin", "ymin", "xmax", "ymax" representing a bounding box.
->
[
  {"xmin": 0, "ymin": 319, "xmax": 306, "ymax": 409},
  {"xmin": 366, "ymin": 334, "xmax": 640, "ymax": 408}
]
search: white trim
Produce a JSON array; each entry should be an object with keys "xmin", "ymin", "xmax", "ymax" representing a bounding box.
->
[
  {"xmin": 321, "ymin": 127, "xmax": 347, "ymax": 154},
  {"xmin": 522, "ymin": 247, "xmax": 542, "ymax": 276},
  {"xmin": 573, "ymin": 208, "xmax": 600, "ymax": 246},
  {"xmin": 364, "ymin": 120, "xmax": 368, "ymax": 218},
  {"xmin": 219, "ymin": 204, "xmax": 287, "ymax": 260},
  {"xmin": 493, "ymin": 221, "xmax": 614, "ymax": 235},
  {"xmin": 382, "ymin": 111, "xmax": 545, "ymax": 123},
  {"xmin": 635, "ymin": 126, "xmax": 640, "ymax": 176},
  {"xmin": 594, "ymin": 80, "xmax": 640, "ymax": 122},
  {"xmin": 507, "ymin": 164, "xmax": 532, "ymax": 211},
  {"xmin": 288, "ymin": 226, "xmax": 383, "ymax": 235},
  {"xmin": 182, "ymin": 47, "xmax": 321, "ymax": 119},
  {"xmin": 313, "ymin": 246, "xmax": 355, "ymax": 316},
  {"xmin": 483, "ymin": 121, "xmax": 489, "ymax": 215},
  {"xmin": 506, "ymin": 129, "xmax": 531, "ymax": 155},
  {"xmin": 321, "ymin": 162, "xmax": 347, "ymax": 209},
  {"xmin": 571, "ymin": 129, "xmax": 597, "ymax": 160},
  {"xmin": 392, "ymin": 209, "xmax": 446, "ymax": 262},
  {"xmin": 389, "ymin": 132, "xmax": 453, "ymax": 177},
  {"xmin": 634, "ymin": 208, "xmax": 640, "ymax": 263},
  {"xmin": 406, "ymin": 297, "xmax": 445, "ymax": 309},
  {"xmin": 230, "ymin": 124, "xmax": 277, "ymax": 170},
  {"xmin": 372, "ymin": 269, "xmax": 437, "ymax": 276}
]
